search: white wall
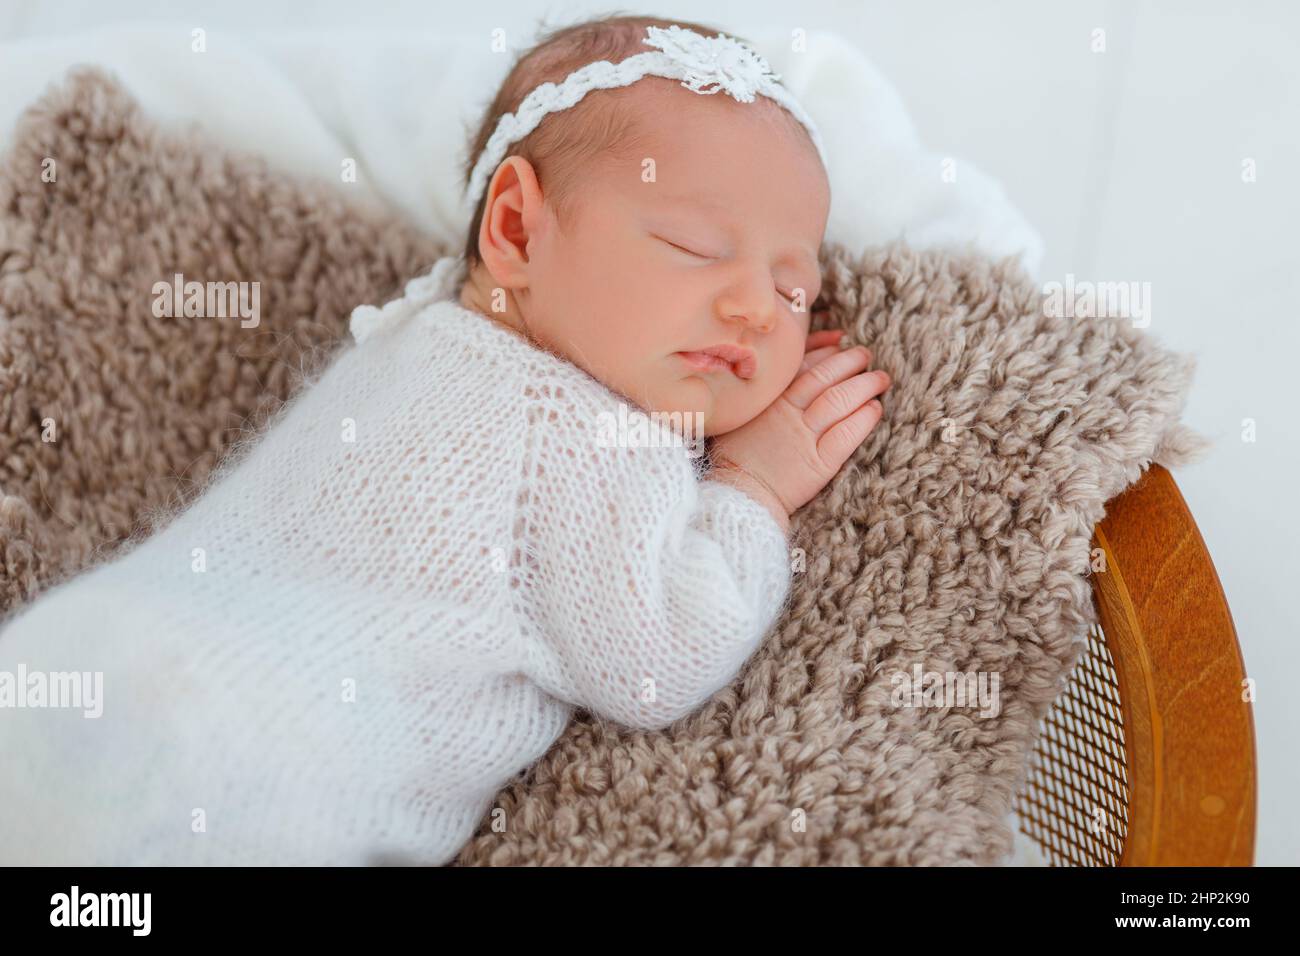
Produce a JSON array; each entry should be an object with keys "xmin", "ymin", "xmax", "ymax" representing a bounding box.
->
[{"xmin": 2, "ymin": 0, "xmax": 1295, "ymax": 864}]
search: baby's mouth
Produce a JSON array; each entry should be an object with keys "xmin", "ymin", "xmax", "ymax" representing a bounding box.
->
[{"xmin": 675, "ymin": 345, "xmax": 757, "ymax": 380}]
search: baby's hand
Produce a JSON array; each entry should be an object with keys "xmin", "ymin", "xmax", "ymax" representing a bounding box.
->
[{"xmin": 708, "ymin": 330, "xmax": 890, "ymax": 532}]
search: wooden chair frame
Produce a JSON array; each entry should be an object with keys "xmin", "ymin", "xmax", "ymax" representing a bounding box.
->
[{"xmin": 1015, "ymin": 464, "xmax": 1257, "ymax": 866}]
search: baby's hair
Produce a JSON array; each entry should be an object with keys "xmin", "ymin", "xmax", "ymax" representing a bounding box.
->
[{"xmin": 458, "ymin": 12, "xmax": 806, "ymax": 269}]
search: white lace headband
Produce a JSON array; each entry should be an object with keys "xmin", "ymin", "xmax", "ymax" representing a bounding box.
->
[{"xmin": 465, "ymin": 24, "xmax": 829, "ymax": 208}]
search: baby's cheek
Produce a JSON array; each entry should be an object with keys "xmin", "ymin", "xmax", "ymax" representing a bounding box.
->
[{"xmin": 769, "ymin": 340, "xmax": 804, "ymax": 395}]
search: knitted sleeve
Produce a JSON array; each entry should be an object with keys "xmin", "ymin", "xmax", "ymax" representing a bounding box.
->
[{"xmin": 512, "ymin": 380, "xmax": 793, "ymax": 732}]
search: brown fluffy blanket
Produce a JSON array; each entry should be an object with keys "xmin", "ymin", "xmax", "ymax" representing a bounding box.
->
[{"xmin": 0, "ymin": 69, "xmax": 1207, "ymax": 865}]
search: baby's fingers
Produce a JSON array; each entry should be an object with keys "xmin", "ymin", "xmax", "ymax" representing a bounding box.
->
[
  {"xmin": 786, "ymin": 345, "xmax": 873, "ymax": 409},
  {"xmin": 801, "ymin": 341, "xmax": 870, "ymax": 374},
  {"xmin": 804, "ymin": 329, "xmax": 846, "ymax": 351},
  {"xmin": 803, "ymin": 369, "xmax": 891, "ymax": 433},
  {"xmin": 817, "ymin": 398, "xmax": 884, "ymax": 468}
]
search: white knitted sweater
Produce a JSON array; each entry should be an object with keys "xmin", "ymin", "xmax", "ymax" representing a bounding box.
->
[{"xmin": 0, "ymin": 256, "xmax": 793, "ymax": 865}]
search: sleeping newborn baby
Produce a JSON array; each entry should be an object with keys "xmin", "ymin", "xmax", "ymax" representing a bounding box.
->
[{"xmin": 0, "ymin": 17, "xmax": 889, "ymax": 865}]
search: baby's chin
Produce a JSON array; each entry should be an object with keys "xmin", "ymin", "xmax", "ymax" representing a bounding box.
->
[{"xmin": 657, "ymin": 377, "xmax": 755, "ymax": 438}]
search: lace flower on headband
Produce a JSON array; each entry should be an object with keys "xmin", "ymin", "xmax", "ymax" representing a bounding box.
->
[
  {"xmin": 465, "ymin": 24, "xmax": 828, "ymax": 208},
  {"xmin": 643, "ymin": 23, "xmax": 778, "ymax": 101}
]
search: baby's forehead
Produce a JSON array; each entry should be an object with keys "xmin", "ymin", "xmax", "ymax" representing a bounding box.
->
[
  {"xmin": 600, "ymin": 84, "xmax": 828, "ymax": 231},
  {"xmin": 621, "ymin": 77, "xmax": 801, "ymax": 142}
]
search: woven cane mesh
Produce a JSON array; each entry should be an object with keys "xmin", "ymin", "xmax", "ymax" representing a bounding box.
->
[{"xmin": 1015, "ymin": 623, "xmax": 1130, "ymax": 866}]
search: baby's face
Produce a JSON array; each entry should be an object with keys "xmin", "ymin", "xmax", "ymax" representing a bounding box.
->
[{"xmin": 476, "ymin": 79, "xmax": 830, "ymax": 437}]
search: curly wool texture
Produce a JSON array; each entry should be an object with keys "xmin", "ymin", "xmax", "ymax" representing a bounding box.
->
[
  {"xmin": 0, "ymin": 69, "xmax": 1208, "ymax": 865},
  {"xmin": 0, "ymin": 68, "xmax": 443, "ymax": 611}
]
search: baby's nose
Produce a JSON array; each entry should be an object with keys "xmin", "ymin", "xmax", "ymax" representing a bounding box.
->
[{"xmin": 726, "ymin": 308, "xmax": 775, "ymax": 334}]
